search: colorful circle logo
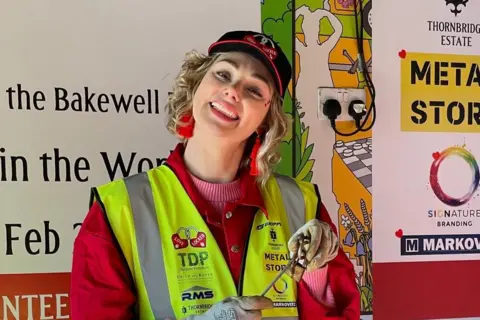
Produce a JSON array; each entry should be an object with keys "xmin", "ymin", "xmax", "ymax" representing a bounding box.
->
[
  {"xmin": 429, "ymin": 146, "xmax": 480, "ymax": 207},
  {"xmin": 273, "ymin": 279, "xmax": 288, "ymax": 294}
]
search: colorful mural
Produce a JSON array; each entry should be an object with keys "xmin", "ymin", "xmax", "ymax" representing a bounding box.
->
[
  {"xmin": 262, "ymin": 0, "xmax": 373, "ymax": 315},
  {"xmin": 262, "ymin": 0, "xmax": 315, "ymax": 181}
]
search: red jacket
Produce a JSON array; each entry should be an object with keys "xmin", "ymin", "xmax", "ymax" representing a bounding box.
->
[{"xmin": 70, "ymin": 144, "xmax": 360, "ymax": 319}]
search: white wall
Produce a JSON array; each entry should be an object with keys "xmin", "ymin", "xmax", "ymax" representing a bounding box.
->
[{"xmin": 0, "ymin": 1, "xmax": 259, "ymax": 318}]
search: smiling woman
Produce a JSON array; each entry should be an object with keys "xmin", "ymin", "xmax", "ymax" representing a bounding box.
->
[
  {"xmin": 71, "ymin": 30, "xmax": 360, "ymax": 320},
  {"xmin": 166, "ymin": 49, "xmax": 288, "ymax": 186},
  {"xmin": 192, "ymin": 53, "xmax": 274, "ymax": 144},
  {"xmin": 202, "ymin": 55, "xmax": 272, "ymax": 123}
]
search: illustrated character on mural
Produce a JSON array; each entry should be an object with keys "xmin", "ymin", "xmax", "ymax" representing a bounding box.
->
[
  {"xmin": 295, "ymin": 4, "xmax": 343, "ymax": 225},
  {"xmin": 262, "ymin": 0, "xmax": 374, "ymax": 315},
  {"xmin": 293, "ymin": 1, "xmax": 374, "ymax": 314}
]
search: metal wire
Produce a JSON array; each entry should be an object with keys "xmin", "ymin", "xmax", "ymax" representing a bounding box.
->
[{"xmin": 259, "ymin": 234, "xmax": 311, "ymax": 296}]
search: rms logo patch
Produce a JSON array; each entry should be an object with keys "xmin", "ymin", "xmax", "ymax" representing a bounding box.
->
[{"xmin": 181, "ymin": 286, "xmax": 214, "ymax": 301}]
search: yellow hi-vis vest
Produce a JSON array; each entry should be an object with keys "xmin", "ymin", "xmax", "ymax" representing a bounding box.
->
[{"xmin": 90, "ymin": 165, "xmax": 319, "ymax": 319}]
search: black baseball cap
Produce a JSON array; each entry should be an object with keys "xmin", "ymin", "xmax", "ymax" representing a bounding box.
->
[{"xmin": 208, "ymin": 30, "xmax": 292, "ymax": 98}]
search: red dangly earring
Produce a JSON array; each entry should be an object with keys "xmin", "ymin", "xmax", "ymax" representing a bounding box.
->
[
  {"xmin": 177, "ymin": 114, "xmax": 195, "ymax": 138},
  {"xmin": 249, "ymin": 130, "xmax": 262, "ymax": 176}
]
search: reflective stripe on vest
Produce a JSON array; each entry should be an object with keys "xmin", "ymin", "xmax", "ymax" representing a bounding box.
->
[
  {"xmin": 274, "ymin": 173, "xmax": 307, "ymax": 233},
  {"xmin": 123, "ymin": 171, "xmax": 306, "ymax": 319},
  {"xmin": 123, "ymin": 172, "xmax": 173, "ymax": 318}
]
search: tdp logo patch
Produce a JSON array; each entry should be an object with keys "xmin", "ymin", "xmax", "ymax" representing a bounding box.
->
[
  {"xmin": 181, "ymin": 286, "xmax": 214, "ymax": 301},
  {"xmin": 178, "ymin": 252, "xmax": 209, "ymax": 267}
]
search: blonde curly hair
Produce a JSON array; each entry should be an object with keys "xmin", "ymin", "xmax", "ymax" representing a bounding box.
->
[{"xmin": 165, "ymin": 50, "xmax": 289, "ymax": 187}]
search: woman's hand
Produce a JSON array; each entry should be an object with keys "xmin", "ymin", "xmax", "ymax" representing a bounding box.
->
[
  {"xmin": 287, "ymin": 219, "xmax": 339, "ymax": 272},
  {"xmin": 183, "ymin": 296, "xmax": 273, "ymax": 320}
]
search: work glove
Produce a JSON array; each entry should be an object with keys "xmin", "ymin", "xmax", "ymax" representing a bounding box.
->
[
  {"xmin": 182, "ymin": 296, "xmax": 273, "ymax": 320},
  {"xmin": 286, "ymin": 219, "xmax": 339, "ymax": 281}
]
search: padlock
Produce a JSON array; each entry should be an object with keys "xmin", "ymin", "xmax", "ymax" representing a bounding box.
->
[
  {"xmin": 190, "ymin": 231, "xmax": 207, "ymax": 248},
  {"xmin": 171, "ymin": 233, "xmax": 189, "ymax": 249},
  {"xmin": 289, "ymin": 262, "xmax": 307, "ymax": 282}
]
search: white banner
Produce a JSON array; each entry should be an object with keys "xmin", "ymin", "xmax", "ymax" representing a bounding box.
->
[
  {"xmin": 373, "ymin": 0, "xmax": 480, "ymax": 263},
  {"xmin": 0, "ymin": 1, "xmax": 259, "ymax": 318}
]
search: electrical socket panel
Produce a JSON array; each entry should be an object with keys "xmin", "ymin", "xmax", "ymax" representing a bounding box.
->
[{"xmin": 317, "ymin": 87, "xmax": 367, "ymax": 121}]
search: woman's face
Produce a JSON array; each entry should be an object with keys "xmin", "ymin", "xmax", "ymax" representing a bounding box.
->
[{"xmin": 191, "ymin": 52, "xmax": 274, "ymax": 144}]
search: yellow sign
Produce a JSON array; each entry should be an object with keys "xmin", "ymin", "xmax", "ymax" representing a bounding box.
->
[
  {"xmin": 400, "ymin": 52, "xmax": 480, "ymax": 132},
  {"xmin": 263, "ymin": 251, "xmax": 290, "ymax": 273}
]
